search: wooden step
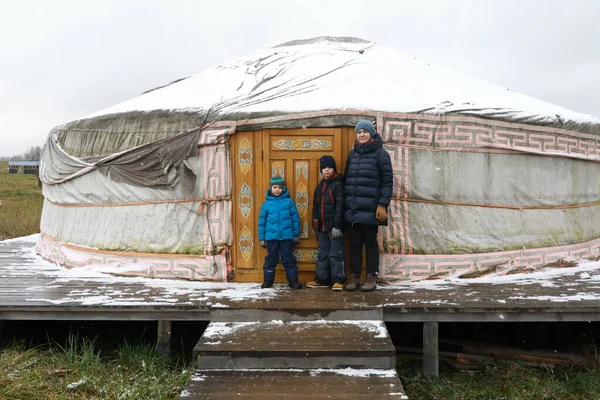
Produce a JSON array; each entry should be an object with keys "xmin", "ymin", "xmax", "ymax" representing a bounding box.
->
[
  {"xmin": 194, "ymin": 320, "xmax": 396, "ymax": 369},
  {"xmin": 210, "ymin": 307, "xmax": 383, "ymax": 322},
  {"xmin": 176, "ymin": 369, "xmax": 408, "ymax": 399}
]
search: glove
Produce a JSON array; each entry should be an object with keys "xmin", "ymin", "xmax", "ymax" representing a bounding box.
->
[
  {"xmin": 376, "ymin": 206, "xmax": 387, "ymax": 222},
  {"xmin": 293, "ymin": 237, "xmax": 300, "ymax": 244},
  {"xmin": 260, "ymin": 240, "xmax": 267, "ymax": 249},
  {"xmin": 331, "ymin": 227, "xmax": 342, "ymax": 239}
]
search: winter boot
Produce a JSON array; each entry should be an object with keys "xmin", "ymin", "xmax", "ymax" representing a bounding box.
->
[
  {"xmin": 288, "ymin": 280, "xmax": 302, "ymax": 289},
  {"xmin": 360, "ymin": 273, "xmax": 377, "ymax": 292},
  {"xmin": 345, "ymin": 273, "xmax": 361, "ymax": 291},
  {"xmin": 306, "ymin": 280, "xmax": 330, "ymax": 288},
  {"xmin": 261, "ymin": 280, "xmax": 273, "ymax": 289}
]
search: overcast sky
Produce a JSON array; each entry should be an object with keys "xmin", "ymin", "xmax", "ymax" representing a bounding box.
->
[{"xmin": 1, "ymin": 0, "xmax": 599, "ymax": 157}]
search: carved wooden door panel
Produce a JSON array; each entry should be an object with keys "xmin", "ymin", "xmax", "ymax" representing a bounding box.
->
[{"xmin": 231, "ymin": 128, "xmax": 342, "ymax": 282}]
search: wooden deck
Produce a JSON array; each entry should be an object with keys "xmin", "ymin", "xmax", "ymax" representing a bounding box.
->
[{"xmin": 2, "ymin": 237, "xmax": 600, "ymax": 324}]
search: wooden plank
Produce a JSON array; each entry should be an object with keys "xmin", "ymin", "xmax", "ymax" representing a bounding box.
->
[{"xmin": 178, "ymin": 369, "xmax": 407, "ymax": 399}]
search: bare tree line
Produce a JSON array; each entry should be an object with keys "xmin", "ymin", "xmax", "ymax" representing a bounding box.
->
[{"xmin": 0, "ymin": 145, "xmax": 43, "ymax": 161}]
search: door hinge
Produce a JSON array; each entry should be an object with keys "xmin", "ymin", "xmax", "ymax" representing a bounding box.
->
[{"xmin": 261, "ymin": 150, "xmax": 264, "ymax": 162}]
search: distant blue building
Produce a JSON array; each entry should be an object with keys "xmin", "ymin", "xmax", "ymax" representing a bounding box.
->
[{"xmin": 8, "ymin": 160, "xmax": 40, "ymax": 175}]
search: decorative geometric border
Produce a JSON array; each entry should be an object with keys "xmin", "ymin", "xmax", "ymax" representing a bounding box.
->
[
  {"xmin": 272, "ymin": 138, "xmax": 332, "ymax": 151},
  {"xmin": 382, "ymin": 118, "xmax": 600, "ymax": 160},
  {"xmin": 293, "ymin": 249, "xmax": 319, "ymax": 262},
  {"xmin": 36, "ymin": 234, "xmax": 227, "ymax": 282},
  {"xmin": 295, "ymin": 182, "xmax": 308, "ymax": 218},
  {"xmin": 295, "ymin": 161, "xmax": 309, "ymax": 238},
  {"xmin": 239, "ymin": 226, "xmax": 253, "ymax": 262},
  {"xmin": 238, "ymin": 183, "xmax": 252, "ymax": 219},
  {"xmin": 237, "ymin": 137, "xmax": 252, "ymax": 174},
  {"xmin": 271, "ymin": 161, "xmax": 285, "ymax": 179},
  {"xmin": 380, "ymin": 235, "xmax": 600, "ymax": 281}
]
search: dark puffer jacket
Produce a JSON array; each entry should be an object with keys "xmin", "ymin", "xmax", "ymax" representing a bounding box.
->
[
  {"xmin": 344, "ymin": 134, "xmax": 393, "ymax": 226},
  {"xmin": 312, "ymin": 173, "xmax": 344, "ymax": 232}
]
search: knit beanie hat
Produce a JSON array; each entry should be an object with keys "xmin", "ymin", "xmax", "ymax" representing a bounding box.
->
[
  {"xmin": 319, "ymin": 155, "xmax": 337, "ymax": 171},
  {"xmin": 270, "ymin": 176, "xmax": 285, "ymax": 188},
  {"xmin": 355, "ymin": 120, "xmax": 376, "ymax": 138}
]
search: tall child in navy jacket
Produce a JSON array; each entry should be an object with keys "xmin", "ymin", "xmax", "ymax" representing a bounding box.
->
[
  {"xmin": 258, "ymin": 176, "xmax": 302, "ymax": 289},
  {"xmin": 307, "ymin": 156, "xmax": 346, "ymax": 291}
]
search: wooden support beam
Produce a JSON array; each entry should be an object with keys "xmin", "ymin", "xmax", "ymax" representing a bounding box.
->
[
  {"xmin": 423, "ymin": 321, "xmax": 439, "ymax": 379},
  {"xmin": 156, "ymin": 320, "xmax": 171, "ymax": 356}
]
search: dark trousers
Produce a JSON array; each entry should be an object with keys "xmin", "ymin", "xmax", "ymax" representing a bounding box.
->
[
  {"xmin": 263, "ymin": 239, "xmax": 298, "ymax": 282},
  {"xmin": 315, "ymin": 231, "xmax": 346, "ymax": 284},
  {"xmin": 348, "ymin": 223, "xmax": 380, "ymax": 276}
]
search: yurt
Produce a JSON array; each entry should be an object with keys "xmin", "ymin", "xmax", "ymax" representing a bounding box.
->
[{"xmin": 37, "ymin": 36, "xmax": 600, "ymax": 282}]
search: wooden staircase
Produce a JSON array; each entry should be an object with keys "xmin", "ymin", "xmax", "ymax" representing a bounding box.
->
[{"xmin": 177, "ymin": 311, "xmax": 408, "ymax": 399}]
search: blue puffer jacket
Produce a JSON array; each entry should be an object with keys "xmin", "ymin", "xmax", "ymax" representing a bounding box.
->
[
  {"xmin": 258, "ymin": 187, "xmax": 301, "ymax": 241},
  {"xmin": 344, "ymin": 134, "xmax": 393, "ymax": 226}
]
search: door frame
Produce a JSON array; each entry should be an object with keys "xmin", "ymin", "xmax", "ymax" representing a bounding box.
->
[{"xmin": 231, "ymin": 127, "xmax": 355, "ymax": 282}]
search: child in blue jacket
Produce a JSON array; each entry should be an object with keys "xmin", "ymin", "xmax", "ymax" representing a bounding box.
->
[{"xmin": 258, "ymin": 176, "xmax": 302, "ymax": 289}]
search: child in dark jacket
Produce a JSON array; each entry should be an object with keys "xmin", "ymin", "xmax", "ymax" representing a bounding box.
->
[
  {"xmin": 307, "ymin": 155, "xmax": 346, "ymax": 291},
  {"xmin": 258, "ymin": 176, "xmax": 302, "ymax": 289}
]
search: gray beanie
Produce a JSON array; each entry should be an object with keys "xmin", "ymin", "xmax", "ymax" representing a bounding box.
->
[{"xmin": 355, "ymin": 120, "xmax": 376, "ymax": 138}]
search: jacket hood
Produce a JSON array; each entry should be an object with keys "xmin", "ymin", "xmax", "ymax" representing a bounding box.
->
[
  {"xmin": 353, "ymin": 133, "xmax": 382, "ymax": 154},
  {"xmin": 266, "ymin": 186, "xmax": 291, "ymax": 200}
]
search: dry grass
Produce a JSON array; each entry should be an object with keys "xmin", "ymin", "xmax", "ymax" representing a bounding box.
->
[{"xmin": 0, "ymin": 161, "xmax": 43, "ymax": 241}]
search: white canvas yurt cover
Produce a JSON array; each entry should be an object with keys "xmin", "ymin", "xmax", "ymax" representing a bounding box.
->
[{"xmin": 38, "ymin": 36, "xmax": 600, "ymax": 281}]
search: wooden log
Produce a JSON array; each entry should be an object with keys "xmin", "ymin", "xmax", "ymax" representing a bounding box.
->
[
  {"xmin": 397, "ymin": 346, "xmax": 494, "ymax": 370},
  {"xmin": 156, "ymin": 320, "xmax": 171, "ymax": 356},
  {"xmin": 423, "ymin": 322, "xmax": 439, "ymax": 379},
  {"xmin": 441, "ymin": 339, "xmax": 586, "ymax": 366}
]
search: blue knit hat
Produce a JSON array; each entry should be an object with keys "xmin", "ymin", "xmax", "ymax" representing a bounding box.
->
[
  {"xmin": 270, "ymin": 176, "xmax": 284, "ymax": 188},
  {"xmin": 355, "ymin": 120, "xmax": 376, "ymax": 138}
]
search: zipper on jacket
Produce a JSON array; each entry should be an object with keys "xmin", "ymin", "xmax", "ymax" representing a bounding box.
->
[{"xmin": 320, "ymin": 181, "xmax": 326, "ymax": 231}]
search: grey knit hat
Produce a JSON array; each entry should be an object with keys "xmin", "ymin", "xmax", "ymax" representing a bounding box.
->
[{"xmin": 355, "ymin": 120, "xmax": 376, "ymax": 138}]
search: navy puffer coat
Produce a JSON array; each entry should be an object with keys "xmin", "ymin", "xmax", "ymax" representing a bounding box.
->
[
  {"xmin": 344, "ymin": 134, "xmax": 393, "ymax": 226},
  {"xmin": 258, "ymin": 187, "xmax": 301, "ymax": 241}
]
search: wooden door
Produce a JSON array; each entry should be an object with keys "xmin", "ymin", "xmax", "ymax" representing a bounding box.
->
[{"xmin": 231, "ymin": 128, "xmax": 343, "ymax": 282}]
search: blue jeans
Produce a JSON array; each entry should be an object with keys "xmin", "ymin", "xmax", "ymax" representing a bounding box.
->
[
  {"xmin": 263, "ymin": 239, "xmax": 298, "ymax": 282},
  {"xmin": 315, "ymin": 231, "xmax": 346, "ymax": 284}
]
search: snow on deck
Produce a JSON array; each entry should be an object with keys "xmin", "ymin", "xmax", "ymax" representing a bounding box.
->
[{"xmin": 2, "ymin": 234, "xmax": 600, "ymax": 314}]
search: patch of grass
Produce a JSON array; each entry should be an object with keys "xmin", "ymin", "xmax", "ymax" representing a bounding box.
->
[
  {"xmin": 0, "ymin": 336, "xmax": 192, "ymax": 400},
  {"xmin": 398, "ymin": 359, "xmax": 600, "ymax": 400},
  {"xmin": 0, "ymin": 161, "xmax": 44, "ymax": 240}
]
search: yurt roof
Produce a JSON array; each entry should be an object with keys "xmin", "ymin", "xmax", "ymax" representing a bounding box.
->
[{"xmin": 82, "ymin": 36, "xmax": 600, "ymax": 127}]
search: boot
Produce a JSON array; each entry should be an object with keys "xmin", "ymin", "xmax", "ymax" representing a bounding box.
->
[
  {"xmin": 360, "ymin": 273, "xmax": 377, "ymax": 292},
  {"xmin": 288, "ymin": 280, "xmax": 302, "ymax": 289},
  {"xmin": 345, "ymin": 273, "xmax": 360, "ymax": 291},
  {"xmin": 261, "ymin": 280, "xmax": 273, "ymax": 289}
]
